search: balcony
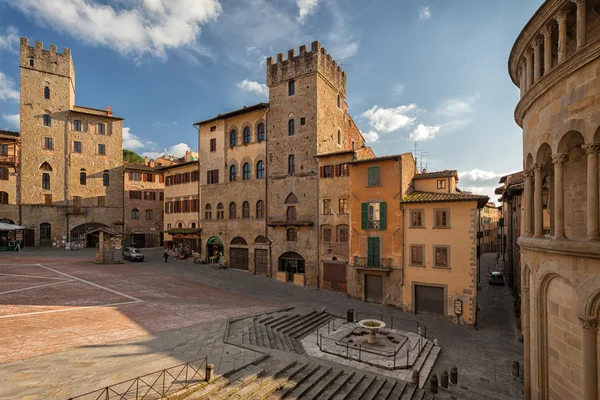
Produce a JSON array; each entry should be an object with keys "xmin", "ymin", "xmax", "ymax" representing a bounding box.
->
[
  {"xmin": 352, "ymin": 256, "xmax": 394, "ymax": 271},
  {"xmin": 0, "ymin": 155, "xmax": 16, "ymax": 165},
  {"xmin": 367, "ymin": 220, "xmax": 380, "ymax": 230}
]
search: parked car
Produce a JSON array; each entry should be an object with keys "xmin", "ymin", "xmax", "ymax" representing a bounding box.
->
[
  {"xmin": 489, "ymin": 271, "xmax": 505, "ymax": 286},
  {"xmin": 123, "ymin": 247, "xmax": 145, "ymax": 262}
]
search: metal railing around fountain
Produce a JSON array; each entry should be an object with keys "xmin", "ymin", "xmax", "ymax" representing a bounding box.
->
[{"xmin": 325, "ymin": 310, "xmax": 426, "ymax": 338}]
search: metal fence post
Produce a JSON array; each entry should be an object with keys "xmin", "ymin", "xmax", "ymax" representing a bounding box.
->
[
  {"xmin": 346, "ymin": 342, "xmax": 349, "ymax": 357},
  {"xmin": 317, "ymin": 328, "xmax": 319, "ymax": 344},
  {"xmin": 105, "ymin": 387, "xmax": 109, "ymax": 400},
  {"xmin": 416, "ymin": 321, "xmax": 419, "ymax": 333},
  {"xmin": 136, "ymin": 379, "xmax": 139, "ymax": 399},
  {"xmin": 424, "ymin": 325, "xmax": 427, "ymax": 339},
  {"xmin": 406, "ymin": 348, "xmax": 409, "ymax": 366},
  {"xmin": 394, "ymin": 352, "xmax": 396, "ymax": 369},
  {"xmin": 359, "ymin": 344, "xmax": 362, "ymax": 362},
  {"xmin": 162, "ymin": 370, "xmax": 166, "ymax": 395},
  {"xmin": 185, "ymin": 363, "xmax": 189, "ymax": 387}
]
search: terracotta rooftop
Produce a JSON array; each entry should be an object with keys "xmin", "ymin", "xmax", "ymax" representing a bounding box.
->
[
  {"xmin": 314, "ymin": 150, "xmax": 355, "ymax": 158},
  {"xmin": 0, "ymin": 130, "xmax": 20, "ymax": 140},
  {"xmin": 348, "ymin": 153, "xmax": 410, "ymax": 165},
  {"xmin": 500, "ymin": 171, "xmax": 525, "ymax": 185},
  {"xmin": 158, "ymin": 160, "xmax": 199, "ymax": 171},
  {"xmin": 124, "ymin": 162, "xmax": 162, "ymax": 172},
  {"xmin": 72, "ymin": 106, "xmax": 124, "ymax": 120},
  {"xmin": 413, "ymin": 170, "xmax": 459, "ymax": 180},
  {"xmin": 194, "ymin": 103, "xmax": 269, "ymax": 126},
  {"xmin": 401, "ymin": 191, "xmax": 489, "ymax": 208}
]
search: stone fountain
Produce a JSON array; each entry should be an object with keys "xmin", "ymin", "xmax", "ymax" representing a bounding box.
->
[{"xmin": 357, "ymin": 319, "xmax": 386, "ymax": 344}]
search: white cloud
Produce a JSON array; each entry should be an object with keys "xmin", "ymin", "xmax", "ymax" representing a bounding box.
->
[
  {"xmin": 361, "ymin": 104, "xmax": 417, "ymax": 133},
  {"xmin": 0, "ymin": 26, "xmax": 19, "ymax": 53},
  {"xmin": 122, "ymin": 127, "xmax": 148, "ymax": 150},
  {"xmin": 410, "ymin": 124, "xmax": 440, "ymax": 141},
  {"xmin": 2, "ymin": 113, "xmax": 19, "ymax": 129},
  {"xmin": 142, "ymin": 142, "xmax": 192, "ymax": 160},
  {"xmin": 0, "ymin": 72, "xmax": 19, "ymax": 102},
  {"xmin": 6, "ymin": 0, "xmax": 222, "ymax": 60},
  {"xmin": 236, "ymin": 80, "xmax": 268, "ymax": 98},
  {"xmin": 458, "ymin": 169, "xmax": 504, "ymax": 182},
  {"xmin": 297, "ymin": 0, "xmax": 319, "ymax": 23},
  {"xmin": 363, "ymin": 131, "xmax": 379, "ymax": 143},
  {"xmin": 419, "ymin": 6, "xmax": 431, "ymax": 20},
  {"xmin": 436, "ymin": 94, "xmax": 480, "ymax": 118}
]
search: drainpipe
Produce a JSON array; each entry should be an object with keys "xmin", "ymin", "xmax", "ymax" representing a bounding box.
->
[
  {"xmin": 400, "ymin": 203, "xmax": 405, "ymax": 286},
  {"xmin": 262, "ymin": 105, "xmax": 271, "ymax": 277}
]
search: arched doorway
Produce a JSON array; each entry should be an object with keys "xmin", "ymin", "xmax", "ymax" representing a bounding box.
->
[
  {"xmin": 0, "ymin": 218, "xmax": 15, "ymax": 224},
  {"xmin": 230, "ymin": 236, "xmax": 249, "ymax": 270},
  {"xmin": 71, "ymin": 222, "xmax": 108, "ymax": 247},
  {"xmin": 278, "ymin": 251, "xmax": 305, "ymax": 282},
  {"xmin": 40, "ymin": 222, "xmax": 51, "ymax": 246},
  {"xmin": 206, "ymin": 236, "xmax": 223, "ymax": 263}
]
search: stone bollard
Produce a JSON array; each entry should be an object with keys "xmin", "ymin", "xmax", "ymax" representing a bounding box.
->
[
  {"xmin": 441, "ymin": 370, "xmax": 449, "ymax": 389},
  {"xmin": 433, "ymin": 338, "xmax": 438, "ymax": 346},
  {"xmin": 206, "ymin": 363, "xmax": 215, "ymax": 382},
  {"xmin": 512, "ymin": 360, "xmax": 520, "ymax": 377},
  {"xmin": 411, "ymin": 369, "xmax": 419, "ymax": 385},
  {"xmin": 429, "ymin": 373, "xmax": 438, "ymax": 393},
  {"xmin": 450, "ymin": 366, "xmax": 458, "ymax": 384}
]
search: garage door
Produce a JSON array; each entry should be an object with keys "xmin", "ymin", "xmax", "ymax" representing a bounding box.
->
[
  {"xmin": 230, "ymin": 248, "xmax": 249, "ymax": 270},
  {"xmin": 415, "ymin": 285, "xmax": 445, "ymax": 316},
  {"xmin": 365, "ymin": 274, "xmax": 383, "ymax": 304},
  {"xmin": 254, "ymin": 249, "xmax": 268, "ymax": 275},
  {"xmin": 323, "ymin": 263, "xmax": 347, "ymax": 292}
]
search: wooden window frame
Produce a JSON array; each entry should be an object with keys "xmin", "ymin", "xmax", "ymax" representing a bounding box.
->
[
  {"xmin": 409, "ymin": 245, "xmax": 425, "ymax": 266},
  {"xmin": 433, "ymin": 245, "xmax": 450, "ymax": 268},
  {"xmin": 434, "ymin": 208, "xmax": 450, "ymax": 229},
  {"xmin": 210, "ymin": 138, "xmax": 217, "ymax": 152},
  {"xmin": 437, "ymin": 179, "xmax": 446, "ymax": 189},
  {"xmin": 409, "ymin": 209, "xmax": 424, "ymax": 228}
]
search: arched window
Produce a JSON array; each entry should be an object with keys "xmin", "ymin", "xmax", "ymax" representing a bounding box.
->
[
  {"xmin": 229, "ymin": 164, "xmax": 237, "ymax": 182},
  {"xmin": 217, "ymin": 203, "xmax": 224, "ymax": 219},
  {"xmin": 243, "ymin": 127, "xmax": 250, "ymax": 144},
  {"xmin": 229, "ymin": 202, "xmax": 237, "ymax": 219},
  {"xmin": 242, "ymin": 201, "xmax": 250, "ymax": 218},
  {"xmin": 79, "ymin": 169, "xmax": 86, "ymax": 185},
  {"xmin": 285, "ymin": 192, "xmax": 298, "ymax": 204},
  {"xmin": 256, "ymin": 161, "xmax": 264, "ymax": 179},
  {"xmin": 0, "ymin": 167, "xmax": 8, "ymax": 180},
  {"xmin": 0, "ymin": 191, "xmax": 8, "ymax": 204},
  {"xmin": 337, "ymin": 130, "xmax": 341, "ymax": 145},
  {"xmin": 146, "ymin": 209, "xmax": 153, "ymax": 220},
  {"xmin": 103, "ymin": 170, "xmax": 110, "ymax": 186},
  {"xmin": 286, "ymin": 228, "xmax": 297, "ymax": 241},
  {"xmin": 43, "ymin": 112, "xmax": 51, "ymax": 127},
  {"xmin": 230, "ymin": 130, "xmax": 237, "ymax": 147},
  {"xmin": 29, "ymin": 59, "xmax": 34, "ymax": 67},
  {"xmin": 44, "ymin": 86, "xmax": 50, "ymax": 99},
  {"xmin": 205, "ymin": 203, "xmax": 212, "ymax": 220},
  {"xmin": 287, "ymin": 206, "xmax": 296, "ymax": 222},
  {"xmin": 242, "ymin": 163, "xmax": 250, "ymax": 180},
  {"xmin": 256, "ymin": 200, "xmax": 264, "ymax": 218},
  {"xmin": 131, "ymin": 208, "xmax": 139, "ymax": 220},
  {"xmin": 257, "ymin": 123, "xmax": 265, "ymax": 141}
]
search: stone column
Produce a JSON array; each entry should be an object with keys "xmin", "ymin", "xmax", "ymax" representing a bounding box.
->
[
  {"xmin": 534, "ymin": 163, "xmax": 545, "ymax": 238},
  {"xmin": 525, "ymin": 168, "xmax": 534, "ymax": 237},
  {"xmin": 583, "ymin": 143, "xmax": 600, "ymax": 240},
  {"xmin": 519, "ymin": 63, "xmax": 526, "ymax": 98},
  {"xmin": 525, "ymin": 50, "xmax": 533, "ymax": 91},
  {"xmin": 572, "ymin": 0, "xmax": 587, "ymax": 49},
  {"xmin": 578, "ymin": 315, "xmax": 599, "ymax": 400},
  {"xmin": 533, "ymin": 38, "xmax": 542, "ymax": 82},
  {"xmin": 522, "ymin": 286, "xmax": 531, "ymax": 400},
  {"xmin": 541, "ymin": 26, "xmax": 553, "ymax": 73},
  {"xmin": 552, "ymin": 153, "xmax": 568, "ymax": 239},
  {"xmin": 556, "ymin": 10, "xmax": 568, "ymax": 63}
]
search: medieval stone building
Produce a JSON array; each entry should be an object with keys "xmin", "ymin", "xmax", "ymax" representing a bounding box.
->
[{"xmin": 508, "ymin": 0, "xmax": 600, "ymax": 398}]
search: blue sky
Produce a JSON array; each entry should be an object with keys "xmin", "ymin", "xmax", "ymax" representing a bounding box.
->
[{"xmin": 0, "ymin": 0, "xmax": 542, "ymax": 201}]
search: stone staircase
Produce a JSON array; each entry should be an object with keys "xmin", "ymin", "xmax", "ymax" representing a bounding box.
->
[
  {"xmin": 182, "ymin": 356, "xmax": 433, "ymax": 400},
  {"xmin": 227, "ymin": 309, "xmax": 334, "ymax": 354}
]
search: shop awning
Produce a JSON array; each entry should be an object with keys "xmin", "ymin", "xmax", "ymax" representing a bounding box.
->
[
  {"xmin": 0, "ymin": 222, "xmax": 25, "ymax": 230},
  {"xmin": 165, "ymin": 228, "xmax": 202, "ymax": 235}
]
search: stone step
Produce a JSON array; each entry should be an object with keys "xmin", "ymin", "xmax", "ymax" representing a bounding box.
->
[
  {"xmin": 268, "ymin": 364, "xmax": 322, "ymax": 399},
  {"xmin": 386, "ymin": 380, "xmax": 408, "ymax": 400},
  {"xmin": 257, "ymin": 314, "xmax": 274, "ymax": 324},
  {"xmin": 185, "ymin": 364, "xmax": 263, "ymax": 399},
  {"xmin": 275, "ymin": 311, "xmax": 320, "ymax": 333},
  {"xmin": 411, "ymin": 341, "xmax": 433, "ymax": 372},
  {"xmin": 361, "ymin": 377, "xmax": 387, "ymax": 400},
  {"xmin": 320, "ymin": 371, "xmax": 356, "ymax": 400},
  {"xmin": 264, "ymin": 313, "xmax": 296, "ymax": 328},
  {"xmin": 280, "ymin": 311, "xmax": 328, "ymax": 336},
  {"xmin": 348, "ymin": 375, "xmax": 376, "ymax": 400},
  {"xmin": 210, "ymin": 366, "xmax": 265, "ymax": 400},
  {"xmin": 398, "ymin": 382, "xmax": 417, "ymax": 400},
  {"xmin": 289, "ymin": 366, "xmax": 333, "ymax": 399},
  {"xmin": 269, "ymin": 326, "xmax": 287, "ymax": 351},
  {"xmin": 291, "ymin": 313, "xmax": 333, "ymax": 339},
  {"xmin": 418, "ymin": 346, "xmax": 440, "ymax": 389},
  {"xmin": 410, "ymin": 388, "xmax": 425, "ymax": 400},
  {"xmin": 375, "ymin": 379, "xmax": 397, "ymax": 400},
  {"xmin": 289, "ymin": 336, "xmax": 305, "ymax": 354},
  {"xmin": 269, "ymin": 314, "xmax": 300, "ymax": 331},
  {"xmin": 332, "ymin": 372, "xmax": 366, "ymax": 399},
  {"xmin": 248, "ymin": 324, "xmax": 258, "ymax": 346},
  {"xmin": 301, "ymin": 368, "xmax": 345, "ymax": 399},
  {"xmin": 231, "ymin": 360, "xmax": 299, "ymax": 400},
  {"xmin": 254, "ymin": 318, "xmax": 266, "ymax": 347},
  {"xmin": 249, "ymin": 362, "xmax": 310, "ymax": 400}
]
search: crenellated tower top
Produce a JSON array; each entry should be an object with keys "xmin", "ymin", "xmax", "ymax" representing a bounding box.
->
[
  {"xmin": 266, "ymin": 40, "xmax": 346, "ymax": 97},
  {"xmin": 19, "ymin": 37, "xmax": 75, "ymax": 82}
]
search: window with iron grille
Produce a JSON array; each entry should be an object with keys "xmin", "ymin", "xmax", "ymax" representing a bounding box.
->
[
  {"xmin": 322, "ymin": 227, "xmax": 332, "ymax": 242},
  {"xmin": 337, "ymin": 226, "xmax": 349, "ymax": 242}
]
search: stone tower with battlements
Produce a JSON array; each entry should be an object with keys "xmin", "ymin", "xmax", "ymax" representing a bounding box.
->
[
  {"xmin": 18, "ymin": 37, "xmax": 124, "ymax": 246},
  {"xmin": 266, "ymin": 41, "xmax": 351, "ymax": 286}
]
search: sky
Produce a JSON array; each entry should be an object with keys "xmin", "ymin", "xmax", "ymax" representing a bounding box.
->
[{"xmin": 0, "ymin": 0, "xmax": 544, "ymax": 202}]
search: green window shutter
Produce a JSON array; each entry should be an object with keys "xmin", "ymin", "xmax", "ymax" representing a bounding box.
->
[
  {"xmin": 379, "ymin": 202, "xmax": 387, "ymax": 230},
  {"xmin": 374, "ymin": 167, "xmax": 380, "ymax": 185},
  {"xmin": 361, "ymin": 203, "xmax": 368, "ymax": 230},
  {"xmin": 367, "ymin": 237, "xmax": 380, "ymax": 266},
  {"xmin": 367, "ymin": 167, "xmax": 373, "ymax": 186}
]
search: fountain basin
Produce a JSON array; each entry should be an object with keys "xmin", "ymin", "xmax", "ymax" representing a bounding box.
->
[{"xmin": 357, "ymin": 319, "xmax": 386, "ymax": 344}]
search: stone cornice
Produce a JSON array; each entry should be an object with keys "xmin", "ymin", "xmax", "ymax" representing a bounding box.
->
[
  {"xmin": 514, "ymin": 39, "xmax": 600, "ymax": 127},
  {"xmin": 508, "ymin": 0, "xmax": 567, "ymax": 86},
  {"xmin": 518, "ymin": 236, "xmax": 600, "ymax": 259}
]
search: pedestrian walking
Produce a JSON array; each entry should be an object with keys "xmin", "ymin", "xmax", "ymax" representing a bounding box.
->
[{"xmin": 163, "ymin": 249, "xmax": 169, "ymax": 263}]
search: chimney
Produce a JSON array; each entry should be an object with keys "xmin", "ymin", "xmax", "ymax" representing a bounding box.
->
[
  {"xmin": 169, "ymin": 155, "xmax": 173, "ymax": 161},
  {"xmin": 106, "ymin": 106, "xmax": 112, "ymax": 116},
  {"xmin": 422, "ymin": 168, "xmax": 427, "ymax": 173},
  {"xmin": 149, "ymin": 159, "xmax": 155, "ymax": 168},
  {"xmin": 144, "ymin": 156, "xmax": 148, "ymax": 166}
]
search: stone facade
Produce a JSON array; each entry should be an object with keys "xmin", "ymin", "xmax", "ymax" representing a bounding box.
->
[
  {"xmin": 124, "ymin": 159, "xmax": 164, "ymax": 248},
  {"xmin": 508, "ymin": 1, "xmax": 600, "ymax": 398},
  {"xmin": 0, "ymin": 130, "xmax": 20, "ymax": 225},
  {"xmin": 479, "ymin": 202, "xmax": 500, "ymax": 254},
  {"xmin": 17, "ymin": 37, "xmax": 124, "ymax": 247}
]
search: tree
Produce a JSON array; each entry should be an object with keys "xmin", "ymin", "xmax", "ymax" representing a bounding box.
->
[{"xmin": 123, "ymin": 149, "xmax": 144, "ymax": 163}]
